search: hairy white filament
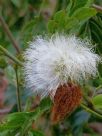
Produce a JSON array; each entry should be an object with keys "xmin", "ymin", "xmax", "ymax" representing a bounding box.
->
[{"xmin": 23, "ymin": 34, "xmax": 101, "ymax": 98}]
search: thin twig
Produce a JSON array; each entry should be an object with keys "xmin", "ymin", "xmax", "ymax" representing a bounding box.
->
[
  {"xmin": 0, "ymin": 45, "xmax": 22, "ymax": 66},
  {"xmin": 0, "ymin": 15, "xmax": 20, "ymax": 53},
  {"xmin": 15, "ymin": 65, "xmax": 22, "ymax": 112},
  {"xmin": 83, "ymin": 95, "xmax": 102, "ymax": 115},
  {"xmin": 92, "ymin": 4, "xmax": 102, "ymax": 12},
  {"xmin": 96, "ymin": 85, "xmax": 102, "ymax": 91},
  {"xmin": 81, "ymin": 103, "xmax": 102, "ymax": 119}
]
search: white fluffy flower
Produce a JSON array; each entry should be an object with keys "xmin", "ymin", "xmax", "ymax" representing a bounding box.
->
[{"xmin": 23, "ymin": 34, "xmax": 101, "ymax": 98}]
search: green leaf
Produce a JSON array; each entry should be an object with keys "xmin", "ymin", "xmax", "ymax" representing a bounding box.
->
[
  {"xmin": 39, "ymin": 97, "xmax": 52, "ymax": 111},
  {"xmin": 92, "ymin": 94, "xmax": 102, "ymax": 109},
  {"xmin": 65, "ymin": 17, "xmax": 79, "ymax": 30},
  {"xmin": 66, "ymin": 0, "xmax": 73, "ymax": 15},
  {"xmin": 54, "ymin": 10, "xmax": 69, "ymax": 30},
  {"xmin": 54, "ymin": 10, "xmax": 66, "ymax": 23},
  {"xmin": 90, "ymin": 20, "xmax": 102, "ymax": 38},
  {"xmin": 71, "ymin": 110, "xmax": 90, "ymax": 136},
  {"xmin": 0, "ymin": 112, "xmax": 31, "ymax": 131},
  {"xmin": 48, "ymin": 10, "xmax": 72, "ymax": 32},
  {"xmin": 0, "ymin": 57, "xmax": 7, "ymax": 68},
  {"xmin": 20, "ymin": 98, "xmax": 52, "ymax": 136},
  {"xmin": 72, "ymin": 7, "xmax": 97, "ymax": 22},
  {"xmin": 0, "ymin": 130, "xmax": 19, "ymax": 136},
  {"xmin": 10, "ymin": 0, "xmax": 21, "ymax": 8},
  {"xmin": 69, "ymin": 0, "xmax": 94, "ymax": 15},
  {"xmin": 47, "ymin": 20, "xmax": 57, "ymax": 33},
  {"xmin": 48, "ymin": 7, "xmax": 97, "ymax": 34},
  {"xmin": 21, "ymin": 17, "xmax": 46, "ymax": 47},
  {"xmin": 85, "ymin": 0, "xmax": 94, "ymax": 7},
  {"xmin": 29, "ymin": 130, "xmax": 45, "ymax": 136},
  {"xmin": 0, "ymin": 98, "xmax": 52, "ymax": 132}
]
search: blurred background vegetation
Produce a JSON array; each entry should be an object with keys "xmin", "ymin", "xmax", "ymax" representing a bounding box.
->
[{"xmin": 0, "ymin": 0, "xmax": 102, "ymax": 136}]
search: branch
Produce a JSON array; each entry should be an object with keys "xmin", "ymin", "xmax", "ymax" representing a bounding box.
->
[
  {"xmin": 83, "ymin": 95, "xmax": 102, "ymax": 115},
  {"xmin": 0, "ymin": 45, "xmax": 23, "ymax": 66},
  {"xmin": 81, "ymin": 103, "xmax": 102, "ymax": 119},
  {"xmin": 92, "ymin": 4, "xmax": 102, "ymax": 12},
  {"xmin": 15, "ymin": 65, "xmax": 22, "ymax": 112},
  {"xmin": 0, "ymin": 15, "xmax": 20, "ymax": 53}
]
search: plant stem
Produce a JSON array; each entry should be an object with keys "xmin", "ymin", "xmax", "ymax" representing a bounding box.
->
[
  {"xmin": 83, "ymin": 95, "xmax": 102, "ymax": 115},
  {"xmin": 0, "ymin": 15, "xmax": 20, "ymax": 53},
  {"xmin": 96, "ymin": 85, "xmax": 102, "ymax": 91},
  {"xmin": 81, "ymin": 103, "xmax": 102, "ymax": 119},
  {"xmin": 15, "ymin": 65, "xmax": 22, "ymax": 112},
  {"xmin": 92, "ymin": 4, "xmax": 102, "ymax": 12},
  {"xmin": 0, "ymin": 45, "xmax": 22, "ymax": 66}
]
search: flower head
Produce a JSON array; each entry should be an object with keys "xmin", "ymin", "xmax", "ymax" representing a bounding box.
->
[{"xmin": 23, "ymin": 34, "xmax": 101, "ymax": 99}]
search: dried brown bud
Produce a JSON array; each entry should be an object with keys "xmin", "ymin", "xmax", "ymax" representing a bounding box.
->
[{"xmin": 51, "ymin": 83, "xmax": 82, "ymax": 124}]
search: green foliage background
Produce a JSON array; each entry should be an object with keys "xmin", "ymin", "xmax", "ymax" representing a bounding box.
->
[{"xmin": 0, "ymin": 0, "xmax": 102, "ymax": 136}]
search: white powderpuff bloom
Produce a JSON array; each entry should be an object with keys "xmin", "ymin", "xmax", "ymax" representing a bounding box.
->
[{"xmin": 23, "ymin": 34, "xmax": 101, "ymax": 98}]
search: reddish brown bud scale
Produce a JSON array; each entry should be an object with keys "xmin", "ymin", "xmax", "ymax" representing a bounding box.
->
[{"xmin": 51, "ymin": 83, "xmax": 82, "ymax": 124}]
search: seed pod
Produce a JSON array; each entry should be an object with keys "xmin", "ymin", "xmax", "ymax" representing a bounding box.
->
[
  {"xmin": 24, "ymin": 34, "xmax": 100, "ymax": 99},
  {"xmin": 23, "ymin": 34, "xmax": 101, "ymax": 123},
  {"xmin": 51, "ymin": 83, "xmax": 82, "ymax": 124}
]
